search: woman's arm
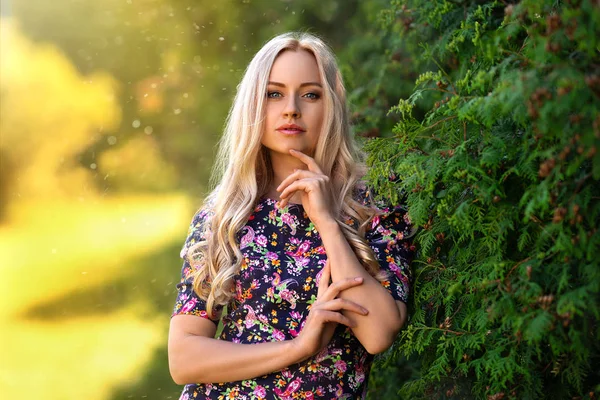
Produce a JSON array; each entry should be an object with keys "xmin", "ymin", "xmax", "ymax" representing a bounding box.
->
[
  {"xmin": 168, "ymin": 273, "xmax": 368, "ymax": 384},
  {"xmin": 168, "ymin": 315, "xmax": 299, "ymax": 384},
  {"xmin": 317, "ymin": 219, "xmax": 407, "ymax": 354},
  {"xmin": 277, "ymin": 149, "xmax": 407, "ymax": 354}
]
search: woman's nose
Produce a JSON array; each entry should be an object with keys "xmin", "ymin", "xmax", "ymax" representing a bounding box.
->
[{"xmin": 283, "ymin": 95, "xmax": 301, "ymax": 119}]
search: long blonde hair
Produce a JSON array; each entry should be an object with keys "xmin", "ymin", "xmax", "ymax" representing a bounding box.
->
[{"xmin": 187, "ymin": 32, "xmax": 383, "ymax": 318}]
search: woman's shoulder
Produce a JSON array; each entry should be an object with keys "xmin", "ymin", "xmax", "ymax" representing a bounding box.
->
[
  {"xmin": 180, "ymin": 198, "xmax": 216, "ymax": 258},
  {"xmin": 188, "ymin": 199, "xmax": 215, "ymax": 229},
  {"xmin": 351, "ymin": 180, "xmax": 417, "ymax": 238}
]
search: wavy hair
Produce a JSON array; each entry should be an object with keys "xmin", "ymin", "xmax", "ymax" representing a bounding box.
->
[{"xmin": 186, "ymin": 32, "xmax": 384, "ymax": 318}]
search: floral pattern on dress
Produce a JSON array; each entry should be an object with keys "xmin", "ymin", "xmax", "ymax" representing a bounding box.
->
[{"xmin": 172, "ymin": 195, "xmax": 414, "ymax": 400}]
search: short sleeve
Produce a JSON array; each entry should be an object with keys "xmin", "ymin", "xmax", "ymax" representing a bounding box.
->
[
  {"xmin": 365, "ymin": 204, "xmax": 415, "ymax": 303},
  {"xmin": 171, "ymin": 208, "xmax": 220, "ymax": 321}
]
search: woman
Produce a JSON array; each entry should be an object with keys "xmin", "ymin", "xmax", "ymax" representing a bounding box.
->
[{"xmin": 168, "ymin": 32, "xmax": 414, "ymax": 399}]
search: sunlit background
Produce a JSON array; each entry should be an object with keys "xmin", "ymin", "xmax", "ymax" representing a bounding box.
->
[{"xmin": 0, "ymin": 0, "xmax": 379, "ymax": 398}]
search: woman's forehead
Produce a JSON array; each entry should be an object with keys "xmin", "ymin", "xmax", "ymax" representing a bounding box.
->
[{"xmin": 268, "ymin": 49, "xmax": 321, "ymax": 84}]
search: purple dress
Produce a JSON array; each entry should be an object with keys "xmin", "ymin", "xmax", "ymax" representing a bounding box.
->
[{"xmin": 172, "ymin": 195, "xmax": 414, "ymax": 400}]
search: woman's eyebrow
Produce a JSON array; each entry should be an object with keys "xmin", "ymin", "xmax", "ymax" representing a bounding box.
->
[{"xmin": 268, "ymin": 81, "xmax": 323, "ymax": 88}]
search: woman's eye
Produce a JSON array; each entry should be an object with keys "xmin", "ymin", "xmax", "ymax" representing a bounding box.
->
[
  {"xmin": 303, "ymin": 92, "xmax": 320, "ymax": 100},
  {"xmin": 267, "ymin": 91, "xmax": 282, "ymax": 99}
]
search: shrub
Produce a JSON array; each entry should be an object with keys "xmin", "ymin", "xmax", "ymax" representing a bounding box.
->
[{"xmin": 358, "ymin": 1, "xmax": 600, "ymax": 398}]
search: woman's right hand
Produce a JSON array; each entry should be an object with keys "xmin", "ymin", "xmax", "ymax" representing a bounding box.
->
[{"xmin": 291, "ymin": 261, "xmax": 368, "ymax": 361}]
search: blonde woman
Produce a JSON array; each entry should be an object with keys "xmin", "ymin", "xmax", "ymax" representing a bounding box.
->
[{"xmin": 168, "ymin": 32, "xmax": 414, "ymax": 400}]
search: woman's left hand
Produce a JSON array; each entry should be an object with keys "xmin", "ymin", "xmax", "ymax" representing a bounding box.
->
[{"xmin": 276, "ymin": 149, "xmax": 336, "ymax": 229}]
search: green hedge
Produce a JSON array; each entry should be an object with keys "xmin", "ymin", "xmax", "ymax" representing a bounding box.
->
[{"xmin": 352, "ymin": 1, "xmax": 600, "ymax": 398}]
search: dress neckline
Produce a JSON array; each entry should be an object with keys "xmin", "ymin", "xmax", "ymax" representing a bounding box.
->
[{"xmin": 258, "ymin": 196, "xmax": 304, "ymax": 210}]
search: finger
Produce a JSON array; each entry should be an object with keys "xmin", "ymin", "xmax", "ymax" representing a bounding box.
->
[
  {"xmin": 315, "ymin": 298, "xmax": 368, "ymax": 315},
  {"xmin": 279, "ymin": 196, "xmax": 291, "ymax": 209},
  {"xmin": 320, "ymin": 276, "xmax": 364, "ymax": 302},
  {"xmin": 289, "ymin": 149, "xmax": 324, "ymax": 174},
  {"xmin": 312, "ymin": 309, "xmax": 356, "ymax": 328},
  {"xmin": 276, "ymin": 169, "xmax": 320, "ymax": 193},
  {"xmin": 277, "ymin": 174, "xmax": 310, "ymax": 208},
  {"xmin": 317, "ymin": 261, "xmax": 331, "ymax": 299},
  {"xmin": 279, "ymin": 178, "xmax": 319, "ymax": 200},
  {"xmin": 278, "ymin": 185, "xmax": 304, "ymax": 208}
]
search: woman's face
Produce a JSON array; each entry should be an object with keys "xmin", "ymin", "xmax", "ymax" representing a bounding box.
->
[{"xmin": 261, "ymin": 49, "xmax": 324, "ymax": 158}]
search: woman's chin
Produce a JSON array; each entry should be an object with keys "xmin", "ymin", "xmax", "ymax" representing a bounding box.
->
[{"xmin": 268, "ymin": 146, "xmax": 307, "ymax": 157}]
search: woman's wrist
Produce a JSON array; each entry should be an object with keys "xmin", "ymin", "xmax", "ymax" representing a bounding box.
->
[
  {"xmin": 287, "ymin": 337, "xmax": 310, "ymax": 364},
  {"xmin": 313, "ymin": 215, "xmax": 339, "ymax": 234}
]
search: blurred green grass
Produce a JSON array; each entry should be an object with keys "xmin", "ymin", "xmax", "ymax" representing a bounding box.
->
[{"xmin": 0, "ymin": 196, "xmax": 192, "ymax": 400}]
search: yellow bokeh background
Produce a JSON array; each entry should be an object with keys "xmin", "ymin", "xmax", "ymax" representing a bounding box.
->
[{"xmin": 0, "ymin": 19, "xmax": 192, "ymax": 399}]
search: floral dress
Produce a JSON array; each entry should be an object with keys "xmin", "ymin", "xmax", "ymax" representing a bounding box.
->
[{"xmin": 171, "ymin": 195, "xmax": 414, "ymax": 400}]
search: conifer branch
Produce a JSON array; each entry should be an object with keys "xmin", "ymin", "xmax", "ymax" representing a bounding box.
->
[
  {"xmin": 568, "ymin": 172, "xmax": 592, "ymax": 203},
  {"xmin": 357, "ymin": 0, "xmax": 600, "ymax": 397},
  {"xmin": 504, "ymin": 256, "xmax": 532, "ymax": 280},
  {"xmin": 422, "ymin": 116, "xmax": 457, "ymax": 132},
  {"xmin": 431, "ymin": 57, "xmax": 457, "ymax": 96}
]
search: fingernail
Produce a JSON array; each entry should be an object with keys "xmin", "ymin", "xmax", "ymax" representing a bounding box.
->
[
  {"xmin": 362, "ymin": 308, "xmax": 369, "ymax": 314},
  {"xmin": 354, "ymin": 277, "xmax": 363, "ymax": 282}
]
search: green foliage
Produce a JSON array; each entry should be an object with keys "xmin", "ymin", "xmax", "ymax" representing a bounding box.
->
[{"xmin": 353, "ymin": 0, "xmax": 600, "ymax": 398}]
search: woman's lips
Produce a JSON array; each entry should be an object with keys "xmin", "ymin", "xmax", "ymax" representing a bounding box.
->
[
  {"xmin": 277, "ymin": 128, "xmax": 305, "ymax": 135},
  {"xmin": 276, "ymin": 124, "xmax": 305, "ymax": 135}
]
